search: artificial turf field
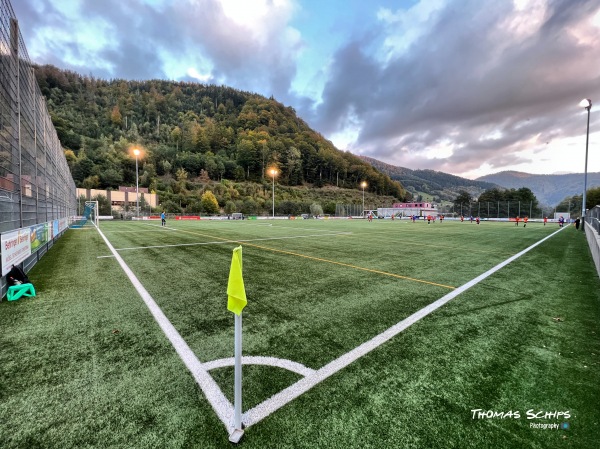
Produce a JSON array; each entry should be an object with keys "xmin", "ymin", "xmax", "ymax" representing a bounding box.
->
[{"xmin": 1, "ymin": 218, "xmax": 599, "ymax": 449}]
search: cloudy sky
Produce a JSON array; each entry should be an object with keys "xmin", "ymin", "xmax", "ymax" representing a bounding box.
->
[{"xmin": 12, "ymin": 0, "xmax": 600, "ymax": 179}]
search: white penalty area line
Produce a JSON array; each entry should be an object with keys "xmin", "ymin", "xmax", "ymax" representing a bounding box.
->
[
  {"xmin": 240, "ymin": 225, "xmax": 568, "ymax": 429},
  {"xmin": 92, "ymin": 223, "xmax": 237, "ymax": 434},
  {"xmin": 114, "ymin": 232, "xmax": 352, "ymax": 252}
]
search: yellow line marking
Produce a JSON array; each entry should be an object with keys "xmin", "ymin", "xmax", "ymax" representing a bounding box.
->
[{"xmin": 169, "ymin": 227, "xmax": 456, "ymax": 290}]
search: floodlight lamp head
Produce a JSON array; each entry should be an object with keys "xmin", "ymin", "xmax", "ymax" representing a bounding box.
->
[
  {"xmin": 133, "ymin": 148, "xmax": 140, "ymax": 156},
  {"xmin": 361, "ymin": 181, "xmax": 367, "ymax": 189},
  {"xmin": 579, "ymin": 98, "xmax": 592, "ymax": 110}
]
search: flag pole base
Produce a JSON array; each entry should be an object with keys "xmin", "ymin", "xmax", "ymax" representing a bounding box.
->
[{"xmin": 229, "ymin": 429, "xmax": 244, "ymax": 443}]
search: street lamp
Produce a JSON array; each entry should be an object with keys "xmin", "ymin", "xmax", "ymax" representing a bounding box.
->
[
  {"xmin": 361, "ymin": 181, "xmax": 367, "ymax": 218},
  {"xmin": 579, "ymin": 98, "xmax": 592, "ymax": 231},
  {"xmin": 269, "ymin": 168, "xmax": 278, "ymax": 218},
  {"xmin": 133, "ymin": 148, "xmax": 140, "ymax": 218}
]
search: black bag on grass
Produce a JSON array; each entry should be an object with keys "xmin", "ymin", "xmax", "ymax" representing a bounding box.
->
[{"xmin": 6, "ymin": 265, "xmax": 30, "ymax": 286}]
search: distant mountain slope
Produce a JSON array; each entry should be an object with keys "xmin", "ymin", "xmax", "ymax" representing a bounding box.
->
[
  {"xmin": 360, "ymin": 156, "xmax": 499, "ymax": 202},
  {"xmin": 477, "ymin": 171, "xmax": 600, "ymax": 205}
]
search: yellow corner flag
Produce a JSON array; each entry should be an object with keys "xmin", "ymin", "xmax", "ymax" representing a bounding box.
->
[{"xmin": 227, "ymin": 246, "xmax": 247, "ymax": 315}]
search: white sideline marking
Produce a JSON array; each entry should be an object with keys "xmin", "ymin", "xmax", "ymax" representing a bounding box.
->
[
  {"xmin": 204, "ymin": 357, "xmax": 316, "ymax": 377},
  {"xmin": 93, "ymin": 224, "xmax": 236, "ymax": 434},
  {"xmin": 115, "ymin": 232, "xmax": 352, "ymax": 251},
  {"xmin": 96, "ymin": 255, "xmax": 115, "ymax": 259},
  {"xmin": 241, "ymin": 226, "xmax": 568, "ymax": 428}
]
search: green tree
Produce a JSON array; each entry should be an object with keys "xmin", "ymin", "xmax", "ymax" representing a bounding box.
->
[
  {"xmin": 586, "ymin": 187, "xmax": 600, "ymax": 210},
  {"xmin": 174, "ymin": 167, "xmax": 188, "ymax": 194},
  {"xmin": 64, "ymin": 149, "xmax": 77, "ymax": 171},
  {"xmin": 91, "ymin": 194, "xmax": 111, "ymax": 215},
  {"xmin": 224, "ymin": 201, "xmax": 236, "ymax": 214},
  {"xmin": 171, "ymin": 126, "xmax": 182, "ymax": 150},
  {"xmin": 453, "ymin": 190, "xmax": 472, "ymax": 209},
  {"xmin": 161, "ymin": 199, "xmax": 182, "ymax": 214},
  {"xmin": 82, "ymin": 175, "xmax": 100, "ymax": 189},
  {"xmin": 110, "ymin": 105, "xmax": 122, "ymax": 127},
  {"xmin": 241, "ymin": 198, "xmax": 259, "ymax": 215},
  {"xmin": 72, "ymin": 158, "xmax": 94, "ymax": 184},
  {"xmin": 161, "ymin": 160, "xmax": 172, "ymax": 175},
  {"xmin": 100, "ymin": 168, "xmax": 123, "ymax": 188},
  {"xmin": 310, "ymin": 202, "xmax": 323, "ymax": 217}
]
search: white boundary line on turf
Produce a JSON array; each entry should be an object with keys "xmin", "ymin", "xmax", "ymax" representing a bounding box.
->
[
  {"xmin": 93, "ymin": 224, "xmax": 237, "ymax": 434},
  {"xmin": 114, "ymin": 232, "xmax": 352, "ymax": 251},
  {"xmin": 240, "ymin": 225, "xmax": 569, "ymax": 429}
]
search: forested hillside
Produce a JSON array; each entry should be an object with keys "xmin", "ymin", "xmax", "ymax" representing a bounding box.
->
[{"xmin": 35, "ymin": 65, "xmax": 408, "ymax": 214}]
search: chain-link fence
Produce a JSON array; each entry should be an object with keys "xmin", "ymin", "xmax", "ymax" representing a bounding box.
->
[
  {"xmin": 1, "ymin": 0, "xmax": 77, "ymax": 297},
  {"xmin": 587, "ymin": 205, "xmax": 600, "ymax": 234},
  {"xmin": 335, "ymin": 203, "xmax": 367, "ymax": 217},
  {"xmin": 439, "ymin": 201, "xmax": 573, "ymax": 219}
]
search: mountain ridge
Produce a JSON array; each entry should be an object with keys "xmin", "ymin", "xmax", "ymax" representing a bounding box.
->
[
  {"xmin": 359, "ymin": 156, "xmax": 499, "ymax": 203},
  {"xmin": 361, "ymin": 157, "xmax": 600, "ymax": 206},
  {"xmin": 477, "ymin": 170, "xmax": 600, "ymax": 205}
]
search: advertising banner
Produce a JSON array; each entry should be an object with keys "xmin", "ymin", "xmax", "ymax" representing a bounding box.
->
[
  {"xmin": 30, "ymin": 223, "xmax": 48, "ymax": 253},
  {"xmin": 59, "ymin": 217, "xmax": 69, "ymax": 233},
  {"xmin": 175, "ymin": 216, "xmax": 201, "ymax": 220},
  {"xmin": 52, "ymin": 220, "xmax": 59, "ymax": 239},
  {"xmin": 1, "ymin": 228, "xmax": 32, "ymax": 276}
]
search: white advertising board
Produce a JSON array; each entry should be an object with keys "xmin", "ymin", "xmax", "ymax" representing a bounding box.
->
[{"xmin": 1, "ymin": 228, "xmax": 32, "ymax": 276}]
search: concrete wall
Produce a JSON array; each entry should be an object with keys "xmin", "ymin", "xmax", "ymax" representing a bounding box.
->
[{"xmin": 585, "ymin": 219, "xmax": 600, "ymax": 279}]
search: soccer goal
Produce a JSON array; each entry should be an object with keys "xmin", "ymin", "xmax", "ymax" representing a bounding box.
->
[
  {"xmin": 71, "ymin": 201, "xmax": 99, "ymax": 228},
  {"xmin": 554, "ymin": 212, "xmax": 571, "ymax": 221}
]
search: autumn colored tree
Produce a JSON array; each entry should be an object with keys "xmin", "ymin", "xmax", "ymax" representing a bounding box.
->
[{"xmin": 201, "ymin": 190, "xmax": 219, "ymax": 214}]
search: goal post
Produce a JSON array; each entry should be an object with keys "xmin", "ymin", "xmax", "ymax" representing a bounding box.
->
[
  {"xmin": 84, "ymin": 201, "xmax": 99, "ymax": 227},
  {"xmin": 553, "ymin": 212, "xmax": 571, "ymax": 221}
]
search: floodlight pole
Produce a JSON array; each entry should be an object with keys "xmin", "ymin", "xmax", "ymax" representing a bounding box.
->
[
  {"xmin": 133, "ymin": 148, "xmax": 140, "ymax": 218},
  {"xmin": 580, "ymin": 99, "xmax": 592, "ymax": 231},
  {"xmin": 270, "ymin": 169, "xmax": 277, "ymax": 218},
  {"xmin": 136, "ymin": 155, "xmax": 139, "ymax": 218},
  {"xmin": 361, "ymin": 181, "xmax": 367, "ymax": 218}
]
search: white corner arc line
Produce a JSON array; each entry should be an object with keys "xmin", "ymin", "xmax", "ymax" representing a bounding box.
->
[
  {"xmin": 241, "ymin": 226, "xmax": 568, "ymax": 428},
  {"xmin": 93, "ymin": 224, "xmax": 236, "ymax": 434},
  {"xmin": 203, "ymin": 356, "xmax": 316, "ymax": 377}
]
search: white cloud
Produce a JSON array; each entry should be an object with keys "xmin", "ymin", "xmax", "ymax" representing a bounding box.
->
[
  {"xmin": 218, "ymin": 0, "xmax": 298, "ymax": 44},
  {"xmin": 499, "ymin": 0, "xmax": 547, "ymax": 41},
  {"xmin": 376, "ymin": 0, "xmax": 446, "ymax": 61},
  {"xmin": 186, "ymin": 67, "xmax": 213, "ymax": 82}
]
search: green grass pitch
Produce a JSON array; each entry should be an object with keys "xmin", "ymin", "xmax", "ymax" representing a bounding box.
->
[{"xmin": 1, "ymin": 218, "xmax": 599, "ymax": 448}]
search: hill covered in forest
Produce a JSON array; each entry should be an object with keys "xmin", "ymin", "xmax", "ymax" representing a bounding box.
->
[{"xmin": 35, "ymin": 64, "xmax": 409, "ymax": 214}]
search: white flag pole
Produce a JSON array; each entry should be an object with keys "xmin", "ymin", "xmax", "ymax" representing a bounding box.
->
[{"xmin": 229, "ymin": 312, "xmax": 244, "ymax": 443}]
